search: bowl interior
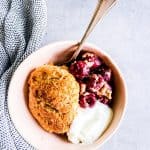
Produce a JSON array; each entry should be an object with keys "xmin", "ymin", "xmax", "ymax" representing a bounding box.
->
[{"xmin": 8, "ymin": 41, "xmax": 126, "ymax": 150}]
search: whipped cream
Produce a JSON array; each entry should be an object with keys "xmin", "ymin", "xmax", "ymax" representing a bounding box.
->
[{"xmin": 67, "ymin": 102, "xmax": 113, "ymax": 144}]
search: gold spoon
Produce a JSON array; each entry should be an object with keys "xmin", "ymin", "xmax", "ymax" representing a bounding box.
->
[{"xmin": 63, "ymin": 0, "xmax": 117, "ymax": 64}]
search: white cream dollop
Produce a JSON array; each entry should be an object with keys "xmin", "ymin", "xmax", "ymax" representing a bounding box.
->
[{"xmin": 67, "ymin": 102, "xmax": 113, "ymax": 144}]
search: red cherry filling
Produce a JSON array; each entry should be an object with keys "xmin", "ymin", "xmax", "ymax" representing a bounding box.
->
[
  {"xmin": 97, "ymin": 65, "xmax": 112, "ymax": 82},
  {"xmin": 79, "ymin": 93, "xmax": 96, "ymax": 108},
  {"xmin": 82, "ymin": 52, "xmax": 102, "ymax": 69},
  {"xmin": 98, "ymin": 96, "xmax": 110, "ymax": 105},
  {"xmin": 69, "ymin": 60, "xmax": 90, "ymax": 79},
  {"xmin": 86, "ymin": 74, "xmax": 105, "ymax": 92},
  {"xmin": 68, "ymin": 52, "xmax": 113, "ymax": 108}
]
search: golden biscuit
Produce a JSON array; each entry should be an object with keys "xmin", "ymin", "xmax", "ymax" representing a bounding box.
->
[{"xmin": 28, "ymin": 65, "xmax": 79, "ymax": 134}]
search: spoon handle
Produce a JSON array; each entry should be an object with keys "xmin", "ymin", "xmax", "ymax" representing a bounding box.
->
[{"xmin": 71, "ymin": 0, "xmax": 117, "ymax": 60}]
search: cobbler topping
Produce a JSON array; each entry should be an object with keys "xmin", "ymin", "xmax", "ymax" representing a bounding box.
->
[
  {"xmin": 79, "ymin": 83, "xmax": 86, "ymax": 94},
  {"xmin": 97, "ymin": 82, "xmax": 112, "ymax": 99},
  {"xmin": 82, "ymin": 52, "xmax": 102, "ymax": 69}
]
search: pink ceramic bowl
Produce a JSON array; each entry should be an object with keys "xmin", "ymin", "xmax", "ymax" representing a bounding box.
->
[{"xmin": 8, "ymin": 41, "xmax": 127, "ymax": 150}]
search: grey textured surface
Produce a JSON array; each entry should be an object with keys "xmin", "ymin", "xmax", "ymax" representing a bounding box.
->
[
  {"xmin": 0, "ymin": 0, "xmax": 47, "ymax": 149},
  {"xmin": 43, "ymin": 0, "xmax": 150, "ymax": 150}
]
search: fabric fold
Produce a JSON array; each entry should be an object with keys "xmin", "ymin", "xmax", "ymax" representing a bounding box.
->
[{"xmin": 0, "ymin": 0, "xmax": 47, "ymax": 149}]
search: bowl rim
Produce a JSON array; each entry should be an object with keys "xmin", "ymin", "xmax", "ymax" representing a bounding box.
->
[{"xmin": 8, "ymin": 40, "xmax": 127, "ymax": 150}]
